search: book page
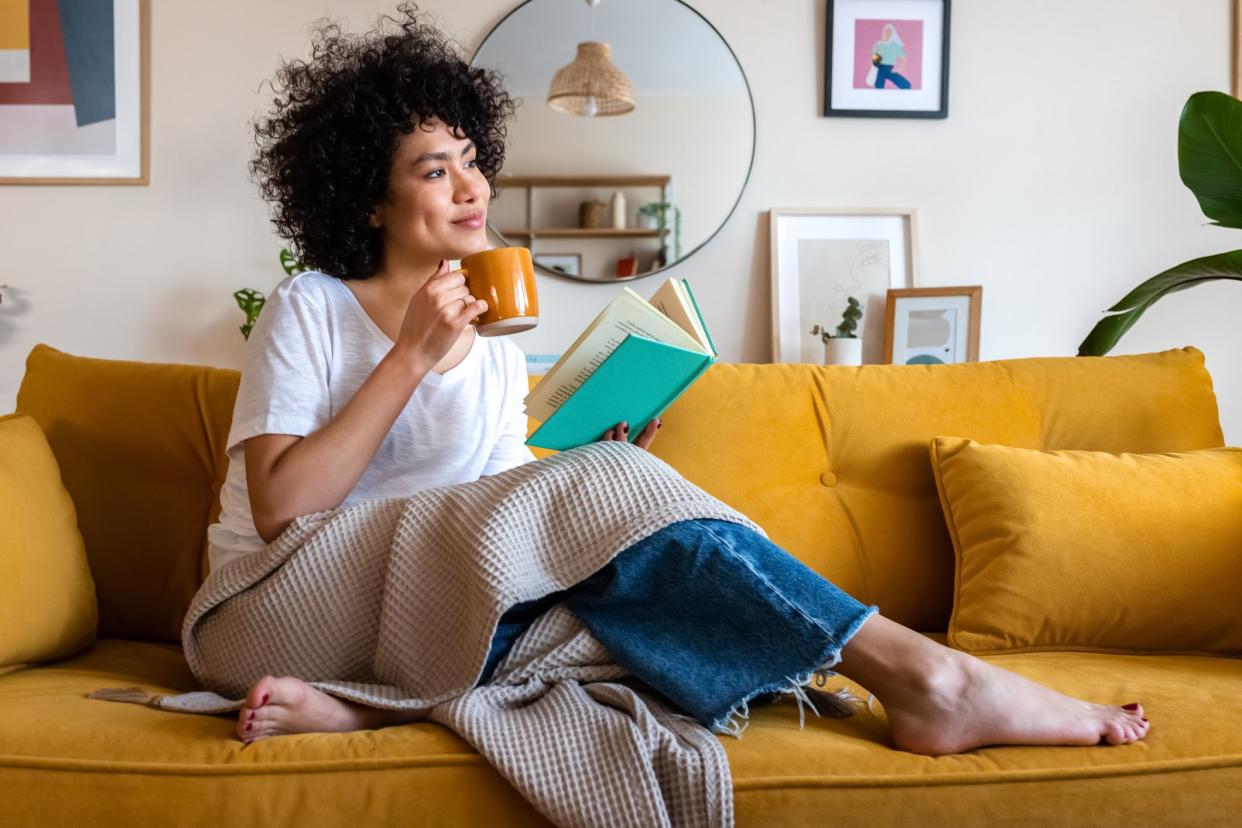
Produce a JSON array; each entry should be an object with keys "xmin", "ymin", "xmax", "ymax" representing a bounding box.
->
[
  {"xmin": 648, "ymin": 278, "xmax": 710, "ymax": 352},
  {"xmin": 524, "ymin": 289, "xmax": 704, "ymax": 422}
]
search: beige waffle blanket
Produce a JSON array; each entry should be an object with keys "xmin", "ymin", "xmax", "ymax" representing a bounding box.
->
[{"xmin": 90, "ymin": 440, "xmax": 800, "ymax": 827}]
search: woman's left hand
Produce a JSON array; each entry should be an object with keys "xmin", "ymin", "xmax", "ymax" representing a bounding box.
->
[{"xmin": 601, "ymin": 418, "xmax": 662, "ymax": 450}]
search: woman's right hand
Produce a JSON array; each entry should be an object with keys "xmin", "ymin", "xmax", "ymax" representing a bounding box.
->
[{"xmin": 394, "ymin": 259, "xmax": 488, "ymax": 372}]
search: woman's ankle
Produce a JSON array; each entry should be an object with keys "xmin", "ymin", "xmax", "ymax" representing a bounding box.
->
[{"xmin": 833, "ymin": 614, "xmax": 960, "ymax": 703}]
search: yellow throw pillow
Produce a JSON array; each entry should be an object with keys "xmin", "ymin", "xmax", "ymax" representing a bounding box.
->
[
  {"xmin": 930, "ymin": 436, "xmax": 1242, "ymax": 656},
  {"xmin": 0, "ymin": 413, "xmax": 98, "ymax": 670}
]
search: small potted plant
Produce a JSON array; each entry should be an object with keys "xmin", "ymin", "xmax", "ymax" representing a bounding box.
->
[
  {"xmin": 637, "ymin": 201, "xmax": 682, "ymax": 261},
  {"xmin": 233, "ymin": 248, "xmax": 302, "ymax": 340},
  {"xmin": 636, "ymin": 201, "xmax": 664, "ymax": 229},
  {"xmin": 810, "ymin": 296, "xmax": 863, "ymax": 366}
]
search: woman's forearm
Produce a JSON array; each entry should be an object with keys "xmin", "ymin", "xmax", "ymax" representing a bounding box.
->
[{"xmin": 251, "ymin": 345, "xmax": 431, "ymax": 541}]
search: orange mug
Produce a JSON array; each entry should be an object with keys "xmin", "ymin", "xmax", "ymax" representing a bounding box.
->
[{"xmin": 459, "ymin": 246, "xmax": 539, "ymax": 336}]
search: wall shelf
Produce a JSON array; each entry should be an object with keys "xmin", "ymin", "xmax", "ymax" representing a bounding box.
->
[
  {"xmin": 499, "ymin": 174, "xmax": 670, "ymax": 189},
  {"xmin": 496, "ymin": 227, "xmax": 669, "ymax": 239},
  {"xmin": 494, "ymin": 174, "xmax": 675, "ymax": 279}
]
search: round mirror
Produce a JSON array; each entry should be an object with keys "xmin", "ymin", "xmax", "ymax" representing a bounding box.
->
[{"xmin": 472, "ymin": 0, "xmax": 756, "ymax": 283}]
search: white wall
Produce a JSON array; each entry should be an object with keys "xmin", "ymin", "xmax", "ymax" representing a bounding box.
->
[{"xmin": 2, "ymin": 0, "xmax": 1237, "ymax": 442}]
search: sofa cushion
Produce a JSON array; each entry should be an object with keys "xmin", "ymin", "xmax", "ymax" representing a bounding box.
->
[
  {"xmin": 2, "ymin": 639, "xmax": 1239, "ymax": 825},
  {"xmin": 930, "ymin": 438, "xmax": 1242, "ymax": 656},
  {"xmin": 650, "ymin": 347, "xmax": 1224, "ymax": 631},
  {"xmin": 15, "ymin": 345, "xmax": 1225, "ymax": 642},
  {"xmin": 15, "ymin": 344, "xmax": 240, "ymax": 644},
  {"xmin": 0, "ymin": 414, "xmax": 97, "ymax": 673}
]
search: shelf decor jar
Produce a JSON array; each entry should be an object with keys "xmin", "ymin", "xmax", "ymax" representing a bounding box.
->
[{"xmin": 579, "ymin": 199, "xmax": 606, "ymax": 229}]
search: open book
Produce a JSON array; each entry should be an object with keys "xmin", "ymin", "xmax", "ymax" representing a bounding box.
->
[{"xmin": 524, "ymin": 277, "xmax": 717, "ymax": 451}]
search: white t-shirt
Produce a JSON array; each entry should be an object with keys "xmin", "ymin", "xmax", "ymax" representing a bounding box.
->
[{"xmin": 206, "ymin": 270, "xmax": 536, "ymax": 573}]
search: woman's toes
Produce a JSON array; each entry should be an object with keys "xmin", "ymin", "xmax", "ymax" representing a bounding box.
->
[
  {"xmin": 234, "ymin": 675, "xmax": 285, "ymax": 741},
  {"xmin": 243, "ymin": 719, "xmax": 271, "ymax": 743},
  {"xmin": 245, "ymin": 677, "xmax": 276, "ymax": 710},
  {"xmin": 1103, "ymin": 709, "xmax": 1151, "ymax": 745}
]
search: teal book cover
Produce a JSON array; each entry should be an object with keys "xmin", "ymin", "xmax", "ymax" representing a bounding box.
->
[{"xmin": 526, "ymin": 333, "xmax": 716, "ymax": 451}]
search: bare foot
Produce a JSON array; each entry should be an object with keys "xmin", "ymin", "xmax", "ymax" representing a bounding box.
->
[
  {"xmin": 880, "ymin": 647, "xmax": 1150, "ymax": 755},
  {"xmin": 835, "ymin": 614, "xmax": 1151, "ymax": 756},
  {"xmin": 236, "ymin": 676, "xmax": 419, "ymax": 744}
]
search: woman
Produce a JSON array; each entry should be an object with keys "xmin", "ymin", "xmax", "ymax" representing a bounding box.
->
[
  {"xmin": 211, "ymin": 4, "xmax": 1149, "ymax": 754},
  {"xmin": 872, "ymin": 23, "xmax": 912, "ymax": 89}
]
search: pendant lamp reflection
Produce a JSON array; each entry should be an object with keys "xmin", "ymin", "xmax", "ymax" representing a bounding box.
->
[{"xmin": 546, "ymin": 0, "xmax": 634, "ymax": 117}]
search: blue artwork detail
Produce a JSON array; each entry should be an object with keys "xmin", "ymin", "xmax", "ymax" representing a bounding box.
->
[{"xmin": 57, "ymin": 0, "xmax": 116, "ymax": 126}]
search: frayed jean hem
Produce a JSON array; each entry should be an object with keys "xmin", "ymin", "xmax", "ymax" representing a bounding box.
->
[{"xmin": 706, "ymin": 603, "xmax": 878, "ymax": 739}]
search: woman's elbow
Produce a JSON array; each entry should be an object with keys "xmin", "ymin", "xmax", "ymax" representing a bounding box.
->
[{"xmin": 252, "ymin": 510, "xmax": 291, "ymax": 545}]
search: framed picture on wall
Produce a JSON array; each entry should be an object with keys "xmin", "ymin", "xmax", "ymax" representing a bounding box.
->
[
  {"xmin": 823, "ymin": 0, "xmax": 951, "ymax": 118},
  {"xmin": 533, "ymin": 253, "xmax": 582, "ymax": 277},
  {"xmin": 0, "ymin": 0, "xmax": 150, "ymax": 184},
  {"xmin": 882, "ymin": 286, "xmax": 981, "ymax": 364},
  {"xmin": 1234, "ymin": 0, "xmax": 1242, "ymax": 98},
  {"xmin": 769, "ymin": 207, "xmax": 919, "ymax": 365}
]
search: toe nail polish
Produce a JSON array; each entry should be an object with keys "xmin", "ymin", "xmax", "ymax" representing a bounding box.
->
[
  {"xmin": 1122, "ymin": 703, "xmax": 1139, "ymax": 711},
  {"xmin": 248, "ymin": 711, "xmax": 255, "ymax": 721},
  {"xmin": 261, "ymin": 693, "xmax": 269, "ymax": 705},
  {"xmin": 1142, "ymin": 717, "xmax": 1149, "ymax": 723},
  {"xmin": 245, "ymin": 722, "xmax": 252, "ymax": 731}
]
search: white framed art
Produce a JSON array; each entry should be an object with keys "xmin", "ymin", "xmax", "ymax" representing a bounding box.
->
[
  {"xmin": 883, "ymin": 286, "xmax": 981, "ymax": 364},
  {"xmin": 0, "ymin": 0, "xmax": 150, "ymax": 184},
  {"xmin": 533, "ymin": 253, "xmax": 582, "ymax": 277},
  {"xmin": 824, "ymin": 0, "xmax": 950, "ymax": 118},
  {"xmin": 769, "ymin": 207, "xmax": 918, "ymax": 365}
]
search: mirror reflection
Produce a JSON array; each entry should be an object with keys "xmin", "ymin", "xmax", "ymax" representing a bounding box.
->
[{"xmin": 472, "ymin": 0, "xmax": 756, "ymax": 282}]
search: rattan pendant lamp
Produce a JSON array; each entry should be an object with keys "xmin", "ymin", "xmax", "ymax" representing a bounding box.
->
[{"xmin": 547, "ymin": 0, "xmax": 635, "ymax": 117}]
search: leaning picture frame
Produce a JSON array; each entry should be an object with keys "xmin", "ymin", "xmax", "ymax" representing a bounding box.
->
[
  {"xmin": 533, "ymin": 253, "xmax": 582, "ymax": 277},
  {"xmin": 1234, "ymin": 0, "xmax": 1241, "ymax": 98},
  {"xmin": 0, "ymin": 0, "xmax": 150, "ymax": 184},
  {"xmin": 882, "ymin": 286, "xmax": 982, "ymax": 364},
  {"xmin": 769, "ymin": 207, "xmax": 919, "ymax": 365},
  {"xmin": 823, "ymin": 0, "xmax": 951, "ymax": 118}
]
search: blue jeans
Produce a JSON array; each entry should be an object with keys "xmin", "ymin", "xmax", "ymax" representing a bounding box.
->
[
  {"xmin": 476, "ymin": 518, "xmax": 877, "ymax": 736},
  {"xmin": 875, "ymin": 63, "xmax": 911, "ymax": 89}
]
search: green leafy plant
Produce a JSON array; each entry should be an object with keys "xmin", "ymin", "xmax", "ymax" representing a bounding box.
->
[
  {"xmin": 637, "ymin": 201, "xmax": 682, "ymax": 260},
  {"xmin": 1079, "ymin": 91, "xmax": 1242, "ymax": 355},
  {"xmin": 234, "ymin": 247, "xmax": 302, "ymax": 340},
  {"xmin": 810, "ymin": 296, "xmax": 863, "ymax": 340}
]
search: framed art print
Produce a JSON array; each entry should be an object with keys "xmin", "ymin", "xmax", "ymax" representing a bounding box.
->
[
  {"xmin": 533, "ymin": 253, "xmax": 582, "ymax": 277},
  {"xmin": 883, "ymin": 286, "xmax": 981, "ymax": 364},
  {"xmin": 1235, "ymin": 0, "xmax": 1241, "ymax": 98},
  {"xmin": 0, "ymin": 0, "xmax": 150, "ymax": 184},
  {"xmin": 824, "ymin": 0, "xmax": 950, "ymax": 118},
  {"xmin": 769, "ymin": 207, "xmax": 918, "ymax": 365}
]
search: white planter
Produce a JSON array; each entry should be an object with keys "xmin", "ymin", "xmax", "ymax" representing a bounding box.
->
[
  {"xmin": 823, "ymin": 337, "xmax": 862, "ymax": 366},
  {"xmin": 637, "ymin": 213, "xmax": 659, "ymax": 229}
]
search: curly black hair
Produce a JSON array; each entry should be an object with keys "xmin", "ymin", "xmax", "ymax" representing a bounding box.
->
[{"xmin": 249, "ymin": 3, "xmax": 517, "ymax": 281}]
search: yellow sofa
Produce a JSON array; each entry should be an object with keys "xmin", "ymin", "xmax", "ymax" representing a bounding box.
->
[{"xmin": 4, "ymin": 342, "xmax": 1239, "ymax": 826}]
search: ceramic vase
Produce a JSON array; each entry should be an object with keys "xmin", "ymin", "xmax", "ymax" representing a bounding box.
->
[
  {"xmin": 823, "ymin": 337, "xmax": 862, "ymax": 366},
  {"xmin": 610, "ymin": 190, "xmax": 626, "ymax": 229}
]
